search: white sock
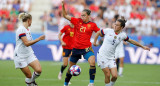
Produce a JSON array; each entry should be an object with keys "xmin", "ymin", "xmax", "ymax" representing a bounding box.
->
[
  {"xmin": 118, "ymin": 67, "xmax": 123, "ymax": 75},
  {"xmin": 25, "ymin": 78, "xmax": 32, "ymax": 86},
  {"xmin": 31, "ymin": 72, "xmax": 40, "ymax": 82},
  {"xmin": 110, "ymin": 81, "xmax": 115, "ymax": 86},
  {"xmin": 105, "ymin": 83, "xmax": 110, "ymax": 86}
]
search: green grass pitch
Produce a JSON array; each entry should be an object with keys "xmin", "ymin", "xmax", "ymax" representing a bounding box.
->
[{"xmin": 0, "ymin": 60, "xmax": 160, "ymax": 86}]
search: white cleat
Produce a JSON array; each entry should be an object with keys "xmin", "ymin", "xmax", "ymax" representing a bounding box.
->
[
  {"xmin": 64, "ymin": 85, "xmax": 69, "ymax": 86},
  {"xmin": 88, "ymin": 83, "xmax": 94, "ymax": 86},
  {"xmin": 118, "ymin": 74, "xmax": 123, "ymax": 77},
  {"xmin": 58, "ymin": 72, "xmax": 62, "ymax": 80},
  {"xmin": 69, "ymin": 82, "xmax": 71, "ymax": 84}
]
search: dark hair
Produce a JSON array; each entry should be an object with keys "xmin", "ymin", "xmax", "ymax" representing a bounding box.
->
[
  {"xmin": 18, "ymin": 12, "xmax": 32, "ymax": 22},
  {"xmin": 83, "ymin": 9, "xmax": 91, "ymax": 15},
  {"xmin": 117, "ymin": 16, "xmax": 127, "ymax": 28},
  {"xmin": 114, "ymin": 14, "xmax": 119, "ymax": 21}
]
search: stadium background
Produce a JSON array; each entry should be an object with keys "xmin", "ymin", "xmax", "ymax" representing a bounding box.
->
[{"xmin": 0, "ymin": 0, "xmax": 160, "ymax": 86}]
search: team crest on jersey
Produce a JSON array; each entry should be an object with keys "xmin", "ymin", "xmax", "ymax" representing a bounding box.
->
[
  {"xmin": 80, "ymin": 23, "xmax": 82, "ymax": 24},
  {"xmin": 114, "ymin": 36, "xmax": 117, "ymax": 39},
  {"xmin": 68, "ymin": 28, "xmax": 71, "ymax": 30},
  {"xmin": 87, "ymin": 24, "xmax": 91, "ymax": 28}
]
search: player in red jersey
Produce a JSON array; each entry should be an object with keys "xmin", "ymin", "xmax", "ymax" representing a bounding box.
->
[
  {"xmin": 62, "ymin": 1, "xmax": 100, "ymax": 86},
  {"xmin": 58, "ymin": 23, "xmax": 75, "ymax": 80}
]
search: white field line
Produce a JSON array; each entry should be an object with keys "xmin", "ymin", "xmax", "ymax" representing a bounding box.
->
[{"xmin": 0, "ymin": 77, "xmax": 160, "ymax": 84}]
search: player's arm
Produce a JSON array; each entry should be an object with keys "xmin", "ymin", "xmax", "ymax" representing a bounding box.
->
[
  {"xmin": 58, "ymin": 32, "xmax": 66, "ymax": 46},
  {"xmin": 93, "ymin": 30, "xmax": 103, "ymax": 46},
  {"xmin": 62, "ymin": 0, "xmax": 71, "ymax": 21},
  {"xmin": 21, "ymin": 35, "xmax": 45, "ymax": 47},
  {"xmin": 127, "ymin": 39, "xmax": 150, "ymax": 51}
]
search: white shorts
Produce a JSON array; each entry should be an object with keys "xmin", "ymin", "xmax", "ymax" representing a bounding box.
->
[
  {"xmin": 14, "ymin": 54, "xmax": 37, "ymax": 69},
  {"xmin": 115, "ymin": 42, "xmax": 125, "ymax": 59},
  {"xmin": 97, "ymin": 53, "xmax": 116, "ymax": 69}
]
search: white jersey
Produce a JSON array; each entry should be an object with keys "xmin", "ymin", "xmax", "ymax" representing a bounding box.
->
[
  {"xmin": 115, "ymin": 41, "xmax": 125, "ymax": 58},
  {"xmin": 14, "ymin": 25, "xmax": 34, "ymax": 58},
  {"xmin": 98, "ymin": 28, "xmax": 128, "ymax": 59}
]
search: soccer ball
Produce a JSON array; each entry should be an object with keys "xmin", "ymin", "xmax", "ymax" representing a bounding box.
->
[{"xmin": 70, "ymin": 65, "xmax": 81, "ymax": 76}]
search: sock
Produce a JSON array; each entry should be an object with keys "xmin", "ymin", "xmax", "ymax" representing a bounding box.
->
[
  {"xmin": 64, "ymin": 71, "xmax": 72, "ymax": 85},
  {"xmin": 110, "ymin": 81, "xmax": 115, "ymax": 86},
  {"xmin": 31, "ymin": 72, "xmax": 40, "ymax": 82},
  {"xmin": 61, "ymin": 65, "xmax": 67, "ymax": 73},
  {"xmin": 89, "ymin": 66, "xmax": 96, "ymax": 83},
  {"xmin": 25, "ymin": 78, "xmax": 32, "ymax": 86},
  {"xmin": 105, "ymin": 83, "xmax": 110, "ymax": 86},
  {"xmin": 118, "ymin": 67, "xmax": 123, "ymax": 75}
]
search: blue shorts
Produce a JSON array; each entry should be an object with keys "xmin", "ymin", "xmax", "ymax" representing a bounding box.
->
[
  {"xmin": 62, "ymin": 49, "xmax": 72, "ymax": 57},
  {"xmin": 70, "ymin": 47, "xmax": 94, "ymax": 63}
]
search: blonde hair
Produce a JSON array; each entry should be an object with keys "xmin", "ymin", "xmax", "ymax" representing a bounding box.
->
[{"xmin": 18, "ymin": 12, "xmax": 32, "ymax": 22}]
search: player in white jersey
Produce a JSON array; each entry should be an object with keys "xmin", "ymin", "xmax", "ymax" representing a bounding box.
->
[
  {"xmin": 14, "ymin": 13, "xmax": 45, "ymax": 86},
  {"xmin": 93, "ymin": 17, "xmax": 150, "ymax": 86}
]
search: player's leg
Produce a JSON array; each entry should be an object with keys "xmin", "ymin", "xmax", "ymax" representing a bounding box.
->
[
  {"xmin": 109, "ymin": 60, "xmax": 118, "ymax": 86},
  {"xmin": 64, "ymin": 50, "xmax": 80, "ymax": 86},
  {"xmin": 116, "ymin": 58, "xmax": 120, "ymax": 71},
  {"xmin": 29, "ymin": 59, "xmax": 41, "ymax": 86},
  {"xmin": 20, "ymin": 66, "xmax": 33, "ymax": 86},
  {"xmin": 58, "ymin": 57, "xmax": 69, "ymax": 80},
  {"xmin": 14, "ymin": 56, "xmax": 33, "ymax": 86},
  {"xmin": 102, "ymin": 67, "xmax": 111, "ymax": 86},
  {"xmin": 118, "ymin": 57, "xmax": 124, "ymax": 76},
  {"xmin": 27, "ymin": 54, "xmax": 41, "ymax": 85},
  {"xmin": 58, "ymin": 49, "xmax": 71, "ymax": 80},
  {"xmin": 84, "ymin": 49, "xmax": 96, "ymax": 86}
]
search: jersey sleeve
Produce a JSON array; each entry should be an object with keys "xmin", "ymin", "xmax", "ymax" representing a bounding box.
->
[
  {"xmin": 70, "ymin": 17, "xmax": 79, "ymax": 25},
  {"xmin": 122, "ymin": 33, "xmax": 129, "ymax": 41},
  {"xmin": 93, "ymin": 23, "xmax": 100, "ymax": 32},
  {"xmin": 101, "ymin": 28, "xmax": 110, "ymax": 35},
  {"xmin": 60, "ymin": 25, "xmax": 67, "ymax": 33},
  {"xmin": 18, "ymin": 28, "xmax": 26, "ymax": 39}
]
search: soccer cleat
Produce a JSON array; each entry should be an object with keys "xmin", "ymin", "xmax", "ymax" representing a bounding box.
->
[
  {"xmin": 118, "ymin": 74, "xmax": 123, "ymax": 77},
  {"xmin": 58, "ymin": 72, "xmax": 62, "ymax": 80},
  {"xmin": 32, "ymin": 81, "xmax": 38, "ymax": 86},
  {"xmin": 69, "ymin": 82, "xmax": 71, "ymax": 84},
  {"xmin": 88, "ymin": 83, "xmax": 94, "ymax": 86},
  {"xmin": 64, "ymin": 85, "xmax": 69, "ymax": 86}
]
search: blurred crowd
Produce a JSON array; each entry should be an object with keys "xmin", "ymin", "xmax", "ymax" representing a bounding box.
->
[
  {"xmin": 0, "ymin": 0, "xmax": 33, "ymax": 32},
  {"xmin": 0, "ymin": 0, "xmax": 160, "ymax": 36},
  {"xmin": 41, "ymin": 0, "xmax": 160, "ymax": 36}
]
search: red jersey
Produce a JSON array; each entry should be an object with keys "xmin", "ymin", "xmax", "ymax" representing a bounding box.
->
[
  {"xmin": 61, "ymin": 25, "xmax": 75, "ymax": 49},
  {"xmin": 70, "ymin": 17, "xmax": 100, "ymax": 49}
]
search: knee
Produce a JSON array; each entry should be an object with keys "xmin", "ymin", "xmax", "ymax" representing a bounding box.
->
[
  {"xmin": 35, "ymin": 69, "xmax": 42, "ymax": 74},
  {"xmin": 63, "ymin": 63, "xmax": 68, "ymax": 67},
  {"xmin": 112, "ymin": 74, "xmax": 118, "ymax": 80},
  {"xmin": 88, "ymin": 57, "xmax": 95, "ymax": 66}
]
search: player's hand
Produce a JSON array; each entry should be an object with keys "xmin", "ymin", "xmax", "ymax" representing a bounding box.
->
[
  {"xmin": 39, "ymin": 35, "xmax": 45, "ymax": 40},
  {"xmin": 93, "ymin": 42, "xmax": 98, "ymax": 46},
  {"xmin": 142, "ymin": 46, "xmax": 150, "ymax": 51},
  {"xmin": 61, "ymin": 41, "xmax": 66, "ymax": 46}
]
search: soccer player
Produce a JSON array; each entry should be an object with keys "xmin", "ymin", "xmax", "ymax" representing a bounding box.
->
[
  {"xmin": 62, "ymin": 1, "xmax": 100, "ymax": 86},
  {"xmin": 93, "ymin": 17, "xmax": 150, "ymax": 86},
  {"xmin": 58, "ymin": 23, "xmax": 75, "ymax": 80},
  {"xmin": 14, "ymin": 13, "xmax": 45, "ymax": 86}
]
